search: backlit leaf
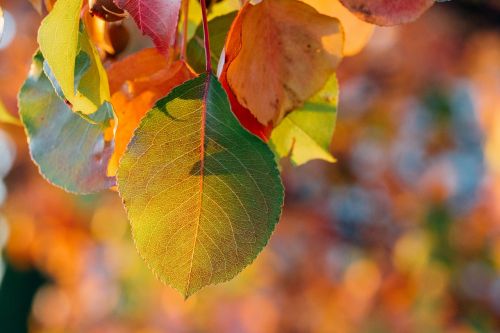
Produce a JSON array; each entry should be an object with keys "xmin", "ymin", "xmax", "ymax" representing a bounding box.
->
[
  {"xmin": 117, "ymin": 73, "xmax": 284, "ymax": 298},
  {"xmin": 77, "ymin": 27, "xmax": 111, "ymax": 108},
  {"xmin": 19, "ymin": 53, "xmax": 115, "ymax": 193},
  {"xmin": 187, "ymin": 0, "xmax": 240, "ymax": 39},
  {"xmin": 218, "ymin": 8, "xmax": 273, "ymax": 141},
  {"xmin": 270, "ymin": 75, "xmax": 338, "ymax": 166},
  {"xmin": 38, "ymin": 0, "xmax": 110, "ymax": 114},
  {"xmin": 220, "ymin": 73, "xmax": 273, "ymax": 142},
  {"xmin": 114, "ymin": 0, "xmax": 181, "ymax": 54},
  {"xmin": 224, "ymin": 0, "xmax": 343, "ymax": 126},
  {"xmin": 301, "ymin": 0, "xmax": 374, "ymax": 56},
  {"xmin": 107, "ymin": 48, "xmax": 195, "ymax": 175},
  {"xmin": 339, "ymin": 0, "xmax": 435, "ymax": 26},
  {"xmin": 187, "ymin": 12, "xmax": 237, "ymax": 73},
  {"xmin": 208, "ymin": 0, "xmax": 241, "ymax": 19}
]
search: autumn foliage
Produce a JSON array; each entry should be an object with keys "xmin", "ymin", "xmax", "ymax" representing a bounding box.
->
[{"xmin": 0, "ymin": 0, "xmax": 440, "ymax": 297}]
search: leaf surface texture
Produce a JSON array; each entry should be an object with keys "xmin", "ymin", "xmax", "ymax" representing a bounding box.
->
[{"xmin": 117, "ymin": 73, "xmax": 284, "ymax": 297}]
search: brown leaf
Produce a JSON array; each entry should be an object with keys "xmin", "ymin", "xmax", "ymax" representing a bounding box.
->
[
  {"xmin": 224, "ymin": 0, "xmax": 343, "ymax": 126},
  {"xmin": 339, "ymin": 0, "xmax": 435, "ymax": 26},
  {"xmin": 107, "ymin": 48, "xmax": 195, "ymax": 175}
]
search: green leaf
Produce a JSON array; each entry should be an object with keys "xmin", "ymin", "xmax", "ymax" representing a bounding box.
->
[
  {"xmin": 117, "ymin": 73, "xmax": 284, "ymax": 298},
  {"xmin": 270, "ymin": 75, "xmax": 338, "ymax": 166},
  {"xmin": 19, "ymin": 52, "xmax": 115, "ymax": 194},
  {"xmin": 187, "ymin": 12, "xmax": 237, "ymax": 73},
  {"xmin": 38, "ymin": 0, "xmax": 110, "ymax": 114}
]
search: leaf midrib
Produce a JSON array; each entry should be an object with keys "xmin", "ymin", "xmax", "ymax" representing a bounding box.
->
[{"xmin": 185, "ymin": 73, "xmax": 211, "ymax": 295}]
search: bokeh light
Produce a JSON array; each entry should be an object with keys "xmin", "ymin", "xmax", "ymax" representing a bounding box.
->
[{"xmin": 1, "ymin": 0, "xmax": 500, "ymax": 332}]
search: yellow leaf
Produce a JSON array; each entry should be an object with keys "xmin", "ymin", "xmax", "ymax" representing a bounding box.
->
[{"xmin": 38, "ymin": 0, "xmax": 109, "ymax": 114}]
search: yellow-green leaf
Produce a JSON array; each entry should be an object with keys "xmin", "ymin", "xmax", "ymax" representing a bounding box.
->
[
  {"xmin": 76, "ymin": 27, "xmax": 111, "ymax": 110},
  {"xmin": 117, "ymin": 73, "xmax": 284, "ymax": 298},
  {"xmin": 38, "ymin": 0, "xmax": 109, "ymax": 114},
  {"xmin": 270, "ymin": 75, "xmax": 338, "ymax": 166}
]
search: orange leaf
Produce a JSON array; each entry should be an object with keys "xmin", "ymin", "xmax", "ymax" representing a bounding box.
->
[
  {"xmin": 107, "ymin": 48, "xmax": 195, "ymax": 175},
  {"xmin": 221, "ymin": 73, "xmax": 273, "ymax": 142},
  {"xmin": 301, "ymin": 0, "xmax": 374, "ymax": 56},
  {"xmin": 219, "ymin": 6, "xmax": 273, "ymax": 141},
  {"xmin": 339, "ymin": 0, "xmax": 435, "ymax": 26},
  {"xmin": 223, "ymin": 0, "xmax": 343, "ymax": 126}
]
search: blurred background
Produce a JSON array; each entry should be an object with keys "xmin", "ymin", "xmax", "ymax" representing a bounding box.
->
[{"xmin": 1, "ymin": 0, "xmax": 500, "ymax": 332}]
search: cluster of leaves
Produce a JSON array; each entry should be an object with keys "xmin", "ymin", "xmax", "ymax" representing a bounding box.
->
[{"xmin": 1, "ymin": 0, "xmax": 438, "ymax": 297}]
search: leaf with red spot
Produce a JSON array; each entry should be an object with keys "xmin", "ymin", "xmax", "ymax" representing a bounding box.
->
[{"xmin": 113, "ymin": 0, "xmax": 181, "ymax": 54}]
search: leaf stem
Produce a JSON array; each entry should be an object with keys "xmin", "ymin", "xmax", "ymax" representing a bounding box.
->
[
  {"xmin": 180, "ymin": 0, "xmax": 189, "ymax": 60},
  {"xmin": 200, "ymin": 0, "xmax": 212, "ymax": 72}
]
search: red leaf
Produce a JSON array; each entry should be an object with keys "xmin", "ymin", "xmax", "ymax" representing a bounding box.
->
[
  {"xmin": 339, "ymin": 0, "xmax": 435, "ymax": 26},
  {"xmin": 114, "ymin": 0, "xmax": 181, "ymax": 54},
  {"xmin": 220, "ymin": 74, "xmax": 273, "ymax": 142}
]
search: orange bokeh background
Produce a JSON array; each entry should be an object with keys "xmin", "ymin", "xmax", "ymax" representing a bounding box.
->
[{"xmin": 1, "ymin": 1, "xmax": 500, "ymax": 332}]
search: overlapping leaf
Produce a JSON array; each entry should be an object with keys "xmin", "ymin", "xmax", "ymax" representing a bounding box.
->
[
  {"xmin": 220, "ymin": 73, "xmax": 272, "ymax": 141},
  {"xmin": 339, "ymin": 0, "xmax": 435, "ymax": 26},
  {"xmin": 270, "ymin": 75, "xmax": 338, "ymax": 166},
  {"xmin": 38, "ymin": 0, "xmax": 110, "ymax": 114},
  {"xmin": 107, "ymin": 48, "xmax": 195, "ymax": 174},
  {"xmin": 19, "ymin": 53, "xmax": 115, "ymax": 193},
  {"xmin": 187, "ymin": 12, "xmax": 237, "ymax": 73},
  {"xmin": 218, "ymin": 7, "xmax": 272, "ymax": 141},
  {"xmin": 117, "ymin": 73, "xmax": 284, "ymax": 298},
  {"xmin": 114, "ymin": 0, "xmax": 181, "ymax": 54},
  {"xmin": 223, "ymin": 0, "xmax": 343, "ymax": 126},
  {"xmin": 302, "ymin": 0, "xmax": 374, "ymax": 56}
]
